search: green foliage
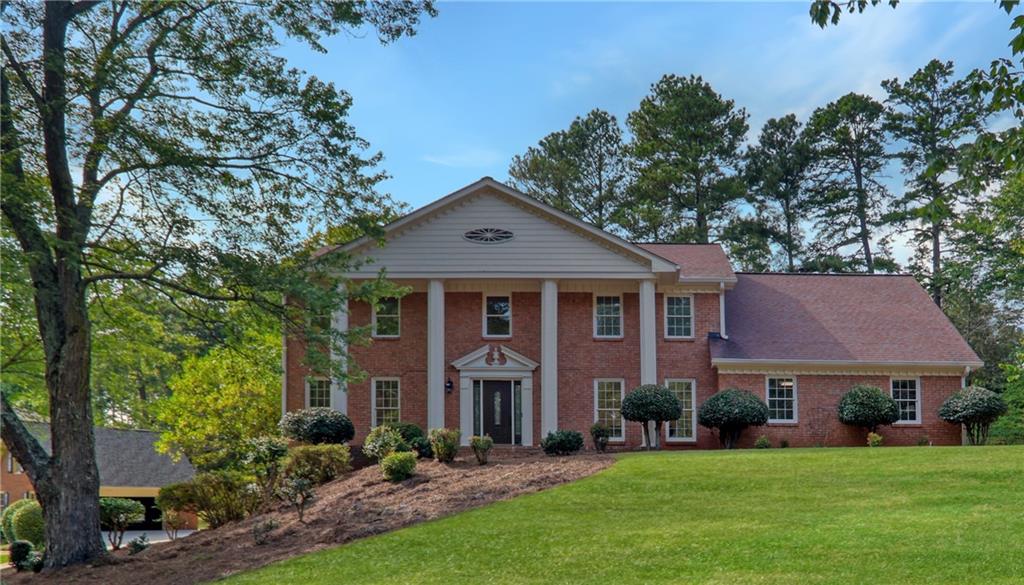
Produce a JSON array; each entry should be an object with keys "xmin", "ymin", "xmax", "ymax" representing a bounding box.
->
[
  {"xmin": 160, "ymin": 510, "xmax": 189, "ymax": 541},
  {"xmin": 279, "ymin": 408, "xmax": 356, "ymax": 445},
  {"xmin": 409, "ymin": 436, "xmax": 434, "ymax": 459},
  {"xmin": 1, "ymin": 499, "xmax": 35, "ymax": 545},
  {"xmin": 156, "ymin": 333, "xmax": 282, "ymax": 471},
  {"xmin": 698, "ymin": 388, "xmax": 770, "ymax": 449},
  {"xmin": 837, "ymin": 385, "xmax": 900, "ymax": 434},
  {"xmin": 277, "ymin": 477, "xmax": 316, "ymax": 524},
  {"xmin": 992, "ymin": 350, "xmax": 1024, "ymax": 444},
  {"xmin": 428, "ymin": 428, "xmax": 461, "ymax": 463},
  {"xmin": 388, "ymin": 422, "xmax": 426, "ymax": 443},
  {"xmin": 166, "ymin": 471, "xmax": 261, "ymax": 529},
  {"xmin": 754, "ymin": 436, "xmax": 772, "ymax": 449},
  {"xmin": 128, "ymin": 533, "xmax": 151, "ymax": 555},
  {"xmin": 509, "ymin": 109, "xmax": 630, "ymax": 233},
  {"xmin": 242, "ymin": 436, "xmax": 289, "ymax": 508},
  {"xmin": 99, "ymin": 497, "xmax": 146, "ymax": 550},
  {"xmin": 540, "ymin": 430, "xmax": 585, "ymax": 456},
  {"xmin": 10, "ymin": 501, "xmax": 43, "ymax": 548},
  {"xmin": 156, "ymin": 482, "xmax": 195, "ymax": 514},
  {"xmin": 867, "ymin": 432, "xmax": 884, "ymax": 448},
  {"xmin": 363, "ymin": 426, "xmax": 410, "ymax": 461},
  {"xmin": 621, "ymin": 384, "xmax": 682, "ymax": 450},
  {"xmin": 9, "ymin": 540, "xmax": 32, "ymax": 570},
  {"xmin": 252, "ymin": 519, "xmax": 280, "ymax": 545},
  {"xmin": 939, "ymin": 386, "xmax": 1008, "ymax": 445},
  {"xmin": 380, "ymin": 451, "xmax": 418, "ymax": 482},
  {"xmin": 470, "ymin": 435, "xmax": 494, "ymax": 465},
  {"xmin": 590, "ymin": 423, "xmax": 612, "ymax": 453},
  {"xmin": 628, "ymin": 74, "xmax": 749, "ymax": 243},
  {"xmin": 284, "ymin": 444, "xmax": 352, "ymax": 485}
]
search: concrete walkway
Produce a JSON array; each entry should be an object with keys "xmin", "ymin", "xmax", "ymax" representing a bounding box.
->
[{"xmin": 105, "ymin": 529, "xmax": 195, "ymax": 549}]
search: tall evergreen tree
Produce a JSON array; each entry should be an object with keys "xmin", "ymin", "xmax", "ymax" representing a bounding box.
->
[
  {"xmin": 744, "ymin": 114, "xmax": 813, "ymax": 271},
  {"xmin": 882, "ymin": 59, "xmax": 989, "ymax": 306},
  {"xmin": 803, "ymin": 93, "xmax": 892, "ymax": 273},
  {"xmin": 628, "ymin": 74, "xmax": 749, "ymax": 243},
  {"xmin": 509, "ymin": 109, "xmax": 629, "ymax": 232}
]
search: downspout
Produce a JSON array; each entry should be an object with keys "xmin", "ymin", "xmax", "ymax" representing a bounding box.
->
[{"xmin": 719, "ymin": 281, "xmax": 728, "ymax": 340}]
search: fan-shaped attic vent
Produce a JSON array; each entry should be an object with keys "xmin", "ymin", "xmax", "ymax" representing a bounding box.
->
[{"xmin": 463, "ymin": 227, "xmax": 514, "ymax": 244}]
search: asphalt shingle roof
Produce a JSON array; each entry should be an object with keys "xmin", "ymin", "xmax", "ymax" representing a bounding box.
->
[{"xmin": 635, "ymin": 243, "xmax": 737, "ymax": 281}]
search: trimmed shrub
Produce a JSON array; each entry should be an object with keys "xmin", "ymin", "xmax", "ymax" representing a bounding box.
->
[
  {"xmin": 867, "ymin": 432, "xmax": 884, "ymax": 447},
  {"xmin": 284, "ymin": 444, "xmax": 351, "ymax": 485},
  {"xmin": 541, "ymin": 430, "xmax": 584, "ymax": 456},
  {"xmin": 428, "ymin": 428, "xmax": 461, "ymax": 463},
  {"xmin": 590, "ymin": 423, "xmax": 611, "ymax": 453},
  {"xmin": 939, "ymin": 386, "xmax": 1008, "ymax": 445},
  {"xmin": 279, "ymin": 408, "xmax": 355, "ymax": 444},
  {"xmin": 621, "ymin": 384, "xmax": 682, "ymax": 450},
  {"xmin": 470, "ymin": 435, "xmax": 494, "ymax": 465},
  {"xmin": 1, "ymin": 499, "xmax": 35, "ymax": 544},
  {"xmin": 99, "ymin": 497, "xmax": 146, "ymax": 550},
  {"xmin": 276, "ymin": 477, "xmax": 315, "ymax": 523},
  {"xmin": 156, "ymin": 481, "xmax": 194, "ymax": 515},
  {"xmin": 11, "ymin": 501, "xmax": 43, "ymax": 548},
  {"xmin": 9, "ymin": 540, "xmax": 32, "ymax": 570},
  {"xmin": 363, "ymin": 426, "xmax": 409, "ymax": 461},
  {"xmin": 163, "ymin": 470, "xmax": 261, "ymax": 528},
  {"xmin": 160, "ymin": 510, "xmax": 188, "ymax": 541},
  {"xmin": 409, "ymin": 436, "xmax": 433, "ymax": 459},
  {"xmin": 698, "ymin": 388, "xmax": 769, "ymax": 449},
  {"xmin": 754, "ymin": 435, "xmax": 771, "ymax": 449},
  {"xmin": 127, "ymin": 533, "xmax": 150, "ymax": 555},
  {"xmin": 252, "ymin": 519, "xmax": 279, "ymax": 545},
  {"xmin": 837, "ymin": 385, "xmax": 900, "ymax": 435},
  {"xmin": 241, "ymin": 436, "xmax": 289, "ymax": 508},
  {"xmin": 388, "ymin": 422, "xmax": 426, "ymax": 443},
  {"xmin": 381, "ymin": 451, "xmax": 417, "ymax": 482}
]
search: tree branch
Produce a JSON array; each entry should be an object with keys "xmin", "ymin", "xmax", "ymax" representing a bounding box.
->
[{"xmin": 0, "ymin": 391, "xmax": 52, "ymax": 489}]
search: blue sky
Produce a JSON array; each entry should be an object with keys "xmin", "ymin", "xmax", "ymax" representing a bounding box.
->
[{"xmin": 283, "ymin": 1, "xmax": 1013, "ymax": 240}]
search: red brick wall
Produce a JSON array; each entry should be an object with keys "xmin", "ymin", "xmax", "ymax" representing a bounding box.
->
[{"xmin": 716, "ymin": 373, "xmax": 963, "ymax": 448}]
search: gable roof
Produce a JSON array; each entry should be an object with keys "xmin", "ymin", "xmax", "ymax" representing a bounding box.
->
[
  {"xmin": 710, "ymin": 273, "xmax": 982, "ymax": 368},
  {"xmin": 22, "ymin": 424, "xmax": 195, "ymax": 488},
  {"xmin": 314, "ymin": 177, "xmax": 679, "ymax": 275},
  {"xmin": 634, "ymin": 243, "xmax": 736, "ymax": 283}
]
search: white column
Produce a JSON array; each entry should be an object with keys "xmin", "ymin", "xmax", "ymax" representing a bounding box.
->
[
  {"xmin": 330, "ymin": 297, "xmax": 349, "ymax": 414},
  {"xmin": 521, "ymin": 376, "xmax": 534, "ymax": 447},
  {"xmin": 427, "ymin": 279, "xmax": 446, "ymax": 430},
  {"xmin": 541, "ymin": 279, "xmax": 559, "ymax": 437},
  {"xmin": 639, "ymin": 279, "xmax": 658, "ymax": 447},
  {"xmin": 459, "ymin": 375, "xmax": 472, "ymax": 446}
]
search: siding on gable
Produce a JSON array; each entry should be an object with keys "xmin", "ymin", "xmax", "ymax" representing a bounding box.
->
[{"xmin": 344, "ymin": 189, "xmax": 654, "ymax": 276}]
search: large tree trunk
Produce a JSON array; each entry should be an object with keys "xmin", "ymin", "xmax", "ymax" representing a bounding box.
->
[
  {"xmin": 931, "ymin": 221, "xmax": 942, "ymax": 307},
  {"xmin": 852, "ymin": 163, "xmax": 874, "ymax": 273}
]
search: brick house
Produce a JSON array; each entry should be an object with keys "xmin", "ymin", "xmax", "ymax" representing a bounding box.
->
[{"xmin": 283, "ymin": 178, "xmax": 982, "ymax": 449}]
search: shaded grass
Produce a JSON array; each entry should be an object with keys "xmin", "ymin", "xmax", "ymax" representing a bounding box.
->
[{"xmin": 222, "ymin": 446, "xmax": 1024, "ymax": 584}]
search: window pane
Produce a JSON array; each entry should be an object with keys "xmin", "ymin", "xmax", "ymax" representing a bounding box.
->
[
  {"xmin": 595, "ymin": 380, "xmax": 623, "ymax": 438},
  {"xmin": 378, "ymin": 297, "xmax": 399, "ymax": 316},
  {"xmin": 667, "ymin": 380, "xmax": 695, "ymax": 439},
  {"xmin": 486, "ymin": 316, "xmax": 510, "ymax": 336},
  {"xmin": 375, "ymin": 315, "xmax": 399, "ymax": 336},
  {"xmin": 767, "ymin": 378, "xmax": 795, "ymax": 421},
  {"xmin": 375, "ymin": 379, "xmax": 400, "ymax": 425},
  {"xmin": 892, "ymin": 379, "xmax": 918, "ymax": 421},
  {"xmin": 308, "ymin": 378, "xmax": 331, "ymax": 408},
  {"xmin": 595, "ymin": 297, "xmax": 622, "ymax": 336},
  {"xmin": 486, "ymin": 297, "xmax": 510, "ymax": 316},
  {"xmin": 374, "ymin": 298, "xmax": 400, "ymax": 337},
  {"xmin": 666, "ymin": 296, "xmax": 693, "ymax": 337}
]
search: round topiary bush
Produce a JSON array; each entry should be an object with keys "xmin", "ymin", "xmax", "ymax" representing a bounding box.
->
[
  {"xmin": 11, "ymin": 500, "xmax": 44, "ymax": 548},
  {"xmin": 284, "ymin": 444, "xmax": 352, "ymax": 485},
  {"xmin": 698, "ymin": 388, "xmax": 769, "ymax": 449},
  {"xmin": 380, "ymin": 451, "xmax": 417, "ymax": 482},
  {"xmin": 279, "ymin": 408, "xmax": 355, "ymax": 444},
  {"xmin": 837, "ymin": 385, "xmax": 899, "ymax": 434},
  {"xmin": 621, "ymin": 384, "xmax": 682, "ymax": 450},
  {"xmin": 939, "ymin": 385, "xmax": 1008, "ymax": 445},
  {"xmin": 1, "ymin": 499, "xmax": 35, "ymax": 544},
  {"xmin": 362, "ymin": 426, "xmax": 409, "ymax": 461},
  {"xmin": 540, "ymin": 430, "xmax": 584, "ymax": 456}
]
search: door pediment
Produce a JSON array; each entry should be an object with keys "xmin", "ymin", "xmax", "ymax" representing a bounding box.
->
[{"xmin": 451, "ymin": 344, "xmax": 539, "ymax": 372}]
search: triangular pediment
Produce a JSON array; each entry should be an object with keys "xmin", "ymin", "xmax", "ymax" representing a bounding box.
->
[{"xmin": 451, "ymin": 344, "xmax": 539, "ymax": 371}]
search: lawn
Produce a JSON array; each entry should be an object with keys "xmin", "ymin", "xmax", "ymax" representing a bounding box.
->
[{"xmin": 223, "ymin": 446, "xmax": 1024, "ymax": 585}]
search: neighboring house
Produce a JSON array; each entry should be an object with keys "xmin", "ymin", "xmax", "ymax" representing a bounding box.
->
[
  {"xmin": 1, "ymin": 424, "xmax": 195, "ymax": 528},
  {"xmin": 284, "ymin": 177, "xmax": 982, "ymax": 449}
]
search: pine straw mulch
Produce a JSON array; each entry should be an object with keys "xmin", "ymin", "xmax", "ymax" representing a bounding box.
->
[{"xmin": 5, "ymin": 452, "xmax": 612, "ymax": 585}]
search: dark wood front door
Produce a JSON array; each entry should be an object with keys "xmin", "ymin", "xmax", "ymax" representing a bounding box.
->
[{"xmin": 482, "ymin": 380, "xmax": 512, "ymax": 444}]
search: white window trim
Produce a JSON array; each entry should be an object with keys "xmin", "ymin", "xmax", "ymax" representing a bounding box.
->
[
  {"xmin": 664, "ymin": 378, "xmax": 698, "ymax": 443},
  {"xmin": 593, "ymin": 378, "xmax": 626, "ymax": 441},
  {"xmin": 372, "ymin": 297, "xmax": 401, "ymax": 338},
  {"xmin": 765, "ymin": 376, "xmax": 798, "ymax": 424},
  {"xmin": 371, "ymin": 377, "xmax": 401, "ymax": 427},
  {"xmin": 664, "ymin": 294, "xmax": 695, "ymax": 339},
  {"xmin": 305, "ymin": 377, "xmax": 332, "ymax": 409},
  {"xmin": 482, "ymin": 292, "xmax": 513, "ymax": 339},
  {"xmin": 890, "ymin": 377, "xmax": 922, "ymax": 424},
  {"xmin": 593, "ymin": 293, "xmax": 624, "ymax": 339}
]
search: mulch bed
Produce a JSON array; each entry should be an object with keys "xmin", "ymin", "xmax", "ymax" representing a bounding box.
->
[{"xmin": 4, "ymin": 452, "xmax": 612, "ymax": 585}]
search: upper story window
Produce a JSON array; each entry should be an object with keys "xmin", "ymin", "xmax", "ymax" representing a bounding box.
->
[
  {"xmin": 464, "ymin": 227, "xmax": 514, "ymax": 244},
  {"xmin": 594, "ymin": 295, "xmax": 623, "ymax": 338},
  {"xmin": 484, "ymin": 295, "xmax": 512, "ymax": 337},
  {"xmin": 306, "ymin": 378, "xmax": 331, "ymax": 409},
  {"xmin": 891, "ymin": 378, "xmax": 921, "ymax": 424},
  {"xmin": 372, "ymin": 297, "xmax": 400, "ymax": 338},
  {"xmin": 766, "ymin": 377, "xmax": 797, "ymax": 423},
  {"xmin": 665, "ymin": 295, "xmax": 694, "ymax": 338}
]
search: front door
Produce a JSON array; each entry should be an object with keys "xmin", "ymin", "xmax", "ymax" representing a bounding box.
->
[{"xmin": 482, "ymin": 380, "xmax": 512, "ymax": 444}]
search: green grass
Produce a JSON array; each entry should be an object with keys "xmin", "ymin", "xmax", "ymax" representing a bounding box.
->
[{"xmin": 222, "ymin": 446, "xmax": 1024, "ymax": 585}]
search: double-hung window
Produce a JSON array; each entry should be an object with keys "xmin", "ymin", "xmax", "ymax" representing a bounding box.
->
[
  {"xmin": 594, "ymin": 295, "xmax": 623, "ymax": 338},
  {"xmin": 666, "ymin": 379, "xmax": 697, "ymax": 441},
  {"xmin": 306, "ymin": 378, "xmax": 331, "ymax": 408},
  {"xmin": 891, "ymin": 378, "xmax": 921, "ymax": 424},
  {"xmin": 766, "ymin": 377, "xmax": 797, "ymax": 423},
  {"xmin": 373, "ymin": 378, "xmax": 401, "ymax": 426},
  {"xmin": 372, "ymin": 297, "xmax": 400, "ymax": 338},
  {"xmin": 665, "ymin": 295, "xmax": 694, "ymax": 338},
  {"xmin": 483, "ymin": 295, "xmax": 512, "ymax": 337},
  {"xmin": 594, "ymin": 379, "xmax": 625, "ymax": 440}
]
